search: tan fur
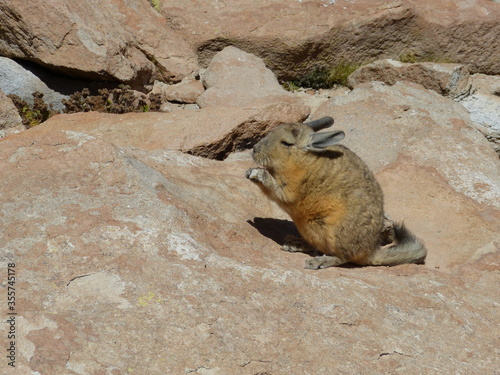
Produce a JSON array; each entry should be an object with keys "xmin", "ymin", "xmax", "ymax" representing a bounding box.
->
[{"xmin": 246, "ymin": 118, "xmax": 427, "ymax": 269}]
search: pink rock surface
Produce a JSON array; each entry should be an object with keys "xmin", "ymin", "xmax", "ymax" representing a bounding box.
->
[
  {"xmin": 162, "ymin": 77, "xmax": 205, "ymax": 104},
  {"xmin": 0, "ymin": 69, "xmax": 498, "ymax": 374},
  {"xmin": 0, "ymin": 121, "xmax": 498, "ymax": 374},
  {"xmin": 0, "ymin": 0, "xmax": 198, "ymax": 86},
  {"xmin": 25, "ymin": 102, "xmax": 310, "ymax": 159},
  {"xmin": 2, "ymin": 0, "xmax": 498, "ymax": 91},
  {"xmin": 347, "ymin": 59, "xmax": 472, "ymax": 98},
  {"xmin": 198, "ymin": 47, "xmax": 303, "ymax": 108},
  {"xmin": 163, "ymin": 0, "xmax": 500, "ymax": 77}
]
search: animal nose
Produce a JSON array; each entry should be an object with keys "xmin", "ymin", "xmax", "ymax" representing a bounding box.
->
[{"xmin": 251, "ymin": 141, "xmax": 261, "ymax": 159}]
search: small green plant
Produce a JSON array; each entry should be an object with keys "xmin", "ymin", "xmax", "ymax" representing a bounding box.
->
[
  {"xmin": 288, "ymin": 62, "xmax": 361, "ymax": 90},
  {"xmin": 149, "ymin": 0, "xmax": 161, "ymax": 11},
  {"xmin": 328, "ymin": 61, "xmax": 361, "ymax": 87},
  {"xmin": 21, "ymin": 106, "xmax": 43, "ymax": 128},
  {"xmin": 399, "ymin": 51, "xmax": 454, "ymax": 64},
  {"xmin": 291, "ymin": 65, "xmax": 332, "ymax": 90},
  {"xmin": 8, "ymin": 92, "xmax": 57, "ymax": 128},
  {"xmin": 399, "ymin": 51, "xmax": 418, "ymax": 63},
  {"xmin": 282, "ymin": 81, "xmax": 301, "ymax": 92}
]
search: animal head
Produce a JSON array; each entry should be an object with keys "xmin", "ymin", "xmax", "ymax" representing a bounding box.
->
[{"xmin": 252, "ymin": 116, "xmax": 345, "ymax": 171}]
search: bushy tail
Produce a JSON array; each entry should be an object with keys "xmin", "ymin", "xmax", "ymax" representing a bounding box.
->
[{"xmin": 367, "ymin": 223, "xmax": 427, "ymax": 266}]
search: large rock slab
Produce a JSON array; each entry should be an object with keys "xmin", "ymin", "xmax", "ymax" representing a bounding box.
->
[
  {"xmin": 0, "ymin": 116, "xmax": 498, "ymax": 374},
  {"xmin": 197, "ymin": 46, "xmax": 303, "ymax": 108},
  {"xmin": 313, "ymin": 81, "xmax": 499, "ymax": 269},
  {"xmin": 0, "ymin": 0, "xmax": 197, "ymax": 87},
  {"xmin": 347, "ymin": 59, "xmax": 472, "ymax": 98},
  {"xmin": 162, "ymin": 0, "xmax": 500, "ymax": 78},
  {"xmin": 31, "ymin": 102, "xmax": 310, "ymax": 159}
]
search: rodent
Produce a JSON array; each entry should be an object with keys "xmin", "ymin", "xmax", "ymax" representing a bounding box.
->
[{"xmin": 245, "ymin": 116, "xmax": 427, "ymax": 269}]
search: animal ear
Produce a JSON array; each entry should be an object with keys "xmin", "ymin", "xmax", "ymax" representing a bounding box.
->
[
  {"xmin": 304, "ymin": 116, "xmax": 334, "ymax": 131},
  {"xmin": 306, "ymin": 130, "xmax": 345, "ymax": 151}
]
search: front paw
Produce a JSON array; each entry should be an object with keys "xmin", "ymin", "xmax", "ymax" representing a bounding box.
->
[{"xmin": 245, "ymin": 168, "xmax": 267, "ymax": 182}]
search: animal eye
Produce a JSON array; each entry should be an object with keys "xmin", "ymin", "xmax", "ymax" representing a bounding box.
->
[{"xmin": 281, "ymin": 140, "xmax": 293, "ymax": 147}]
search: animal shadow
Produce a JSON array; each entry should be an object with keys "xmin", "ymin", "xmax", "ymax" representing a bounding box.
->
[
  {"xmin": 247, "ymin": 216, "xmax": 361, "ymax": 268},
  {"xmin": 247, "ymin": 217, "xmax": 298, "ymax": 246}
]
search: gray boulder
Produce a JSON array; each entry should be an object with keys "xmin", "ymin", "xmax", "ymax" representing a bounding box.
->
[{"xmin": 0, "ymin": 57, "xmax": 68, "ymax": 111}]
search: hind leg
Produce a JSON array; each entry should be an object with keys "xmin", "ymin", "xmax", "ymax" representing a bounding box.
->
[{"xmin": 304, "ymin": 255, "xmax": 347, "ymax": 269}]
